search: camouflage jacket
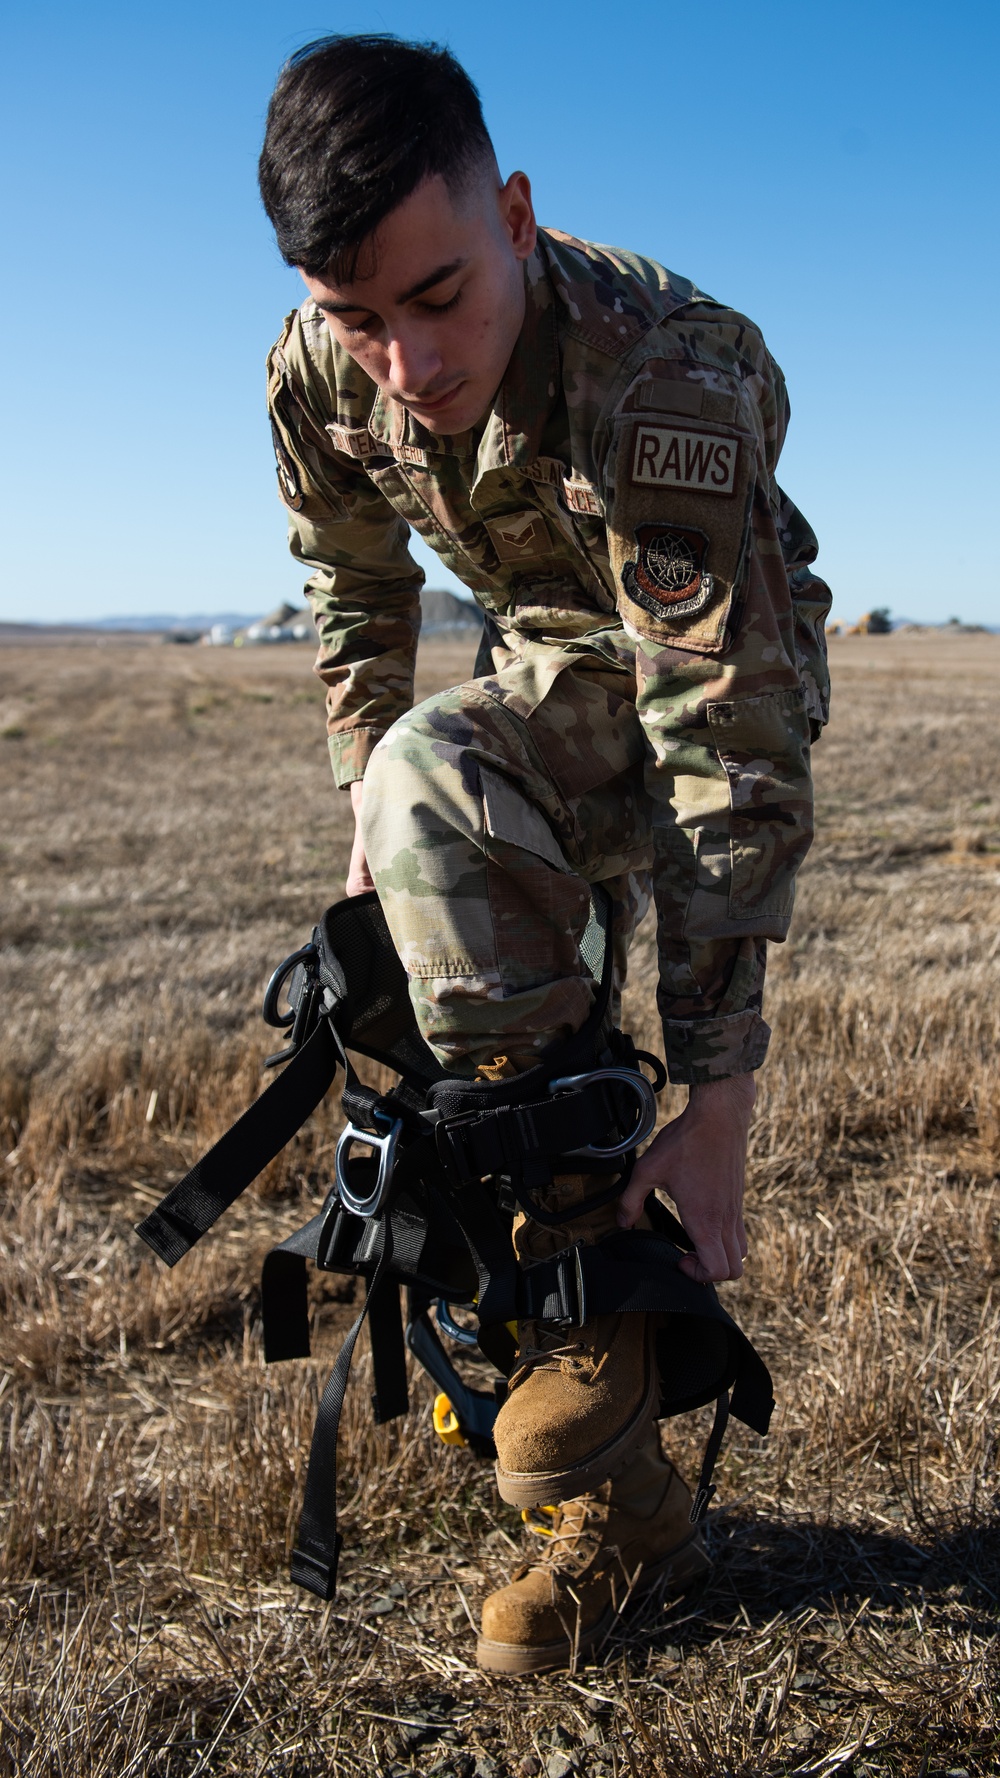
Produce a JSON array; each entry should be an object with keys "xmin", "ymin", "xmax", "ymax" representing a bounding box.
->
[{"xmin": 265, "ymin": 229, "xmax": 832, "ymax": 1082}]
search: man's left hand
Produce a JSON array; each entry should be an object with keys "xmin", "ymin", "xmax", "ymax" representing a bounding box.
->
[{"xmin": 616, "ymin": 1073, "xmax": 756, "ymax": 1283}]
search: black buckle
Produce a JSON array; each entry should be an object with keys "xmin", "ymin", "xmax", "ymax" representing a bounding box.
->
[
  {"xmin": 314, "ymin": 1193, "xmax": 380, "ymax": 1273},
  {"xmin": 522, "ymin": 1241, "xmax": 588, "ymax": 1328},
  {"xmin": 556, "ymin": 1242, "xmax": 587, "ymax": 1326},
  {"xmin": 434, "ymin": 1111, "xmax": 482, "ymax": 1188}
]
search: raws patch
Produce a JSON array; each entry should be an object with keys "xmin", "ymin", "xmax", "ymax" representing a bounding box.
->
[
  {"xmin": 631, "ymin": 424, "xmax": 738, "ymax": 496},
  {"xmin": 622, "ymin": 524, "xmax": 713, "ymax": 619}
]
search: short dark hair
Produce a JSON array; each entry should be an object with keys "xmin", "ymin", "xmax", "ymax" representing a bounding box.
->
[{"xmin": 258, "ymin": 34, "xmax": 494, "ymax": 279}]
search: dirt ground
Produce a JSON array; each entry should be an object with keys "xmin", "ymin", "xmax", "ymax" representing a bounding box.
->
[{"xmin": 1, "ymin": 629, "xmax": 998, "ymax": 1776}]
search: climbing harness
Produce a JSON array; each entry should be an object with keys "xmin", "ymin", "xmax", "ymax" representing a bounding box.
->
[{"xmin": 136, "ymin": 890, "xmax": 773, "ymax": 1601}]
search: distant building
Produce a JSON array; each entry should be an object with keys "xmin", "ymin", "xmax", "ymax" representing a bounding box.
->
[
  {"xmin": 233, "ymin": 603, "xmax": 315, "ymax": 645},
  {"xmin": 849, "ymin": 609, "xmax": 893, "ymax": 635},
  {"xmin": 420, "ymin": 587, "xmax": 483, "ymax": 634},
  {"xmin": 202, "ymin": 591, "xmax": 481, "ymax": 647}
]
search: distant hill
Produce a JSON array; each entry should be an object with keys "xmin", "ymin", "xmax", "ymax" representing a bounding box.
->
[
  {"xmin": 3, "ymin": 591, "xmax": 480, "ymax": 636},
  {"xmin": 86, "ymin": 611, "xmax": 264, "ymax": 632}
]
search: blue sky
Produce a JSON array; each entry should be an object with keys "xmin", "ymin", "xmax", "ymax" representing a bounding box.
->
[{"xmin": 1, "ymin": 0, "xmax": 997, "ymax": 626}]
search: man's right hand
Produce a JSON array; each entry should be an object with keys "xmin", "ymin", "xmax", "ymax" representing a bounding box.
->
[{"xmin": 346, "ymin": 779, "xmax": 375, "ymax": 896}]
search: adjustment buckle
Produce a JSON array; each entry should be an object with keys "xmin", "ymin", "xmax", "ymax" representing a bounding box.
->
[
  {"xmin": 433, "ymin": 1111, "xmax": 481, "ymax": 1188},
  {"xmin": 557, "ymin": 1241, "xmax": 588, "ymax": 1327},
  {"xmin": 335, "ymin": 1116, "xmax": 403, "ymax": 1218},
  {"xmin": 547, "ymin": 1066, "xmax": 658, "ymax": 1158},
  {"xmin": 313, "ymin": 1191, "xmax": 380, "ymax": 1272},
  {"xmin": 523, "ymin": 1240, "xmax": 588, "ymax": 1328}
]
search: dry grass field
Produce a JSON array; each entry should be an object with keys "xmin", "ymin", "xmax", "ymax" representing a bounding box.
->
[{"xmin": 1, "ymin": 629, "xmax": 998, "ymax": 1777}]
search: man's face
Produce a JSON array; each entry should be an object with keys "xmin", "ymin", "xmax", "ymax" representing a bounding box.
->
[{"xmin": 299, "ymin": 168, "xmax": 536, "ymax": 435}]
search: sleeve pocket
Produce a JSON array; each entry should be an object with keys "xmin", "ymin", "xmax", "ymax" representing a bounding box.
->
[{"xmin": 707, "ymin": 687, "xmax": 813, "ymax": 927}]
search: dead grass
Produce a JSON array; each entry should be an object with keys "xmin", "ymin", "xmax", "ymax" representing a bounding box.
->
[{"xmin": 1, "ymin": 630, "xmax": 998, "ymax": 1777}]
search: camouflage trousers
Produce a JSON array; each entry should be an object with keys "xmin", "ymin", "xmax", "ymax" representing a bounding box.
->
[{"xmin": 362, "ymin": 656, "xmax": 653, "ymax": 1077}]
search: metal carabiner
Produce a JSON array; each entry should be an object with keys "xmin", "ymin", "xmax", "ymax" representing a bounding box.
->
[
  {"xmin": 262, "ymin": 942, "xmax": 319, "ymax": 1029},
  {"xmin": 335, "ymin": 1116, "xmax": 403, "ymax": 1218},
  {"xmin": 435, "ymin": 1300, "xmax": 480, "ymax": 1348},
  {"xmin": 546, "ymin": 1066, "xmax": 658, "ymax": 1159}
]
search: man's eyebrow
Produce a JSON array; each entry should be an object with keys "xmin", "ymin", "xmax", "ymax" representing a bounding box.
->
[
  {"xmin": 316, "ymin": 259, "xmax": 468, "ymax": 318},
  {"xmin": 317, "ymin": 299, "xmax": 367, "ymax": 316},
  {"xmin": 396, "ymin": 258, "xmax": 467, "ymax": 304}
]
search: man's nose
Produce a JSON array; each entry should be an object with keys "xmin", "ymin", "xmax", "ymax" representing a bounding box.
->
[{"xmin": 387, "ymin": 330, "xmax": 444, "ymax": 398}]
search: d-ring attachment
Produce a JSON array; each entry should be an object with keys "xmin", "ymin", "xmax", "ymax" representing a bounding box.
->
[
  {"xmin": 547, "ymin": 1066, "xmax": 658, "ymax": 1158},
  {"xmin": 335, "ymin": 1117, "xmax": 403, "ymax": 1217}
]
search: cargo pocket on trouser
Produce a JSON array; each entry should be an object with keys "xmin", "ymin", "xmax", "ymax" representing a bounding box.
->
[
  {"xmin": 480, "ymin": 763, "xmax": 595, "ymax": 998},
  {"xmin": 706, "ymin": 687, "xmax": 813, "ymax": 934}
]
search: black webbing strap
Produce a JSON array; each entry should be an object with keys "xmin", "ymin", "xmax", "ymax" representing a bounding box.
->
[
  {"xmin": 518, "ymin": 1232, "xmax": 774, "ymax": 1437},
  {"xmin": 367, "ymin": 1282, "xmax": 409, "ymax": 1424},
  {"xmin": 262, "ymin": 1213, "xmax": 409, "ymax": 1421},
  {"xmin": 430, "ymin": 1172, "xmax": 520, "ymax": 1334},
  {"xmin": 518, "ymin": 1231, "xmax": 716, "ymax": 1321},
  {"xmin": 135, "ymin": 1017, "xmax": 341, "ymax": 1267},
  {"xmin": 260, "ymin": 1214, "xmax": 326, "ymax": 1363},
  {"xmin": 290, "ymin": 1220, "xmax": 396, "ymax": 1601},
  {"xmin": 690, "ymin": 1393, "xmax": 730, "ymax": 1523},
  {"xmin": 438, "ymin": 1085, "xmax": 625, "ymax": 1187}
]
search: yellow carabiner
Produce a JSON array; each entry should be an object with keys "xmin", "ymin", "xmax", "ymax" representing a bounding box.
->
[
  {"xmin": 432, "ymin": 1392, "xmax": 467, "ymax": 1447},
  {"xmin": 521, "ymin": 1503, "xmax": 559, "ymax": 1536}
]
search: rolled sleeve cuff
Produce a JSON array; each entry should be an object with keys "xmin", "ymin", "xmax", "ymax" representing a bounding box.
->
[
  {"xmin": 662, "ymin": 1009, "xmax": 771, "ymax": 1086},
  {"xmin": 327, "ymin": 726, "xmax": 385, "ymax": 788}
]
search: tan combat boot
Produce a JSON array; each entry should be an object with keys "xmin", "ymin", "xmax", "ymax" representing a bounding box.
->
[
  {"xmin": 492, "ymin": 1175, "xmax": 660, "ymax": 1508},
  {"xmin": 477, "ymin": 1426, "xmax": 710, "ymax": 1675}
]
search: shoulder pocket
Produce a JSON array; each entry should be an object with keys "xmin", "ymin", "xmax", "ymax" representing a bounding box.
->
[
  {"xmin": 267, "ymin": 364, "xmax": 357, "ymax": 523},
  {"xmin": 608, "ymin": 406, "xmax": 756, "ymax": 653}
]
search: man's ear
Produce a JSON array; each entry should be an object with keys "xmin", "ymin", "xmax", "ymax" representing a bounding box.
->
[{"xmin": 499, "ymin": 170, "xmax": 537, "ymax": 261}]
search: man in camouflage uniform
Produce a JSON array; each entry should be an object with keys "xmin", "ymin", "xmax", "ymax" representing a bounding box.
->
[{"xmin": 260, "ymin": 34, "xmax": 830, "ymax": 1673}]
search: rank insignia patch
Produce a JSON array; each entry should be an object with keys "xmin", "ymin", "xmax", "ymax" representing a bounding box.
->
[
  {"xmin": 484, "ymin": 510, "xmax": 552, "ymax": 562},
  {"xmin": 270, "ymin": 422, "xmax": 304, "ymax": 511},
  {"xmin": 622, "ymin": 523, "xmax": 714, "ymax": 619}
]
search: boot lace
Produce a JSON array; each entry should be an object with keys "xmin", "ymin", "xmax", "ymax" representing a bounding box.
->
[
  {"xmin": 518, "ymin": 1498, "xmax": 610, "ymax": 1580},
  {"xmin": 509, "ymin": 1325, "xmax": 586, "ymax": 1386}
]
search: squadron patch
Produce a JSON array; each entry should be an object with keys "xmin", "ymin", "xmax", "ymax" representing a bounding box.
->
[
  {"xmin": 484, "ymin": 510, "xmax": 552, "ymax": 563},
  {"xmin": 622, "ymin": 523, "xmax": 713, "ymax": 620},
  {"xmin": 270, "ymin": 421, "xmax": 304, "ymax": 511},
  {"xmin": 630, "ymin": 424, "xmax": 738, "ymax": 496}
]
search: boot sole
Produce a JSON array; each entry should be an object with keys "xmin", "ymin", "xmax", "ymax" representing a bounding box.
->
[
  {"xmin": 493, "ymin": 1358, "xmax": 660, "ymax": 1509},
  {"xmin": 475, "ymin": 1532, "xmax": 711, "ymax": 1676}
]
